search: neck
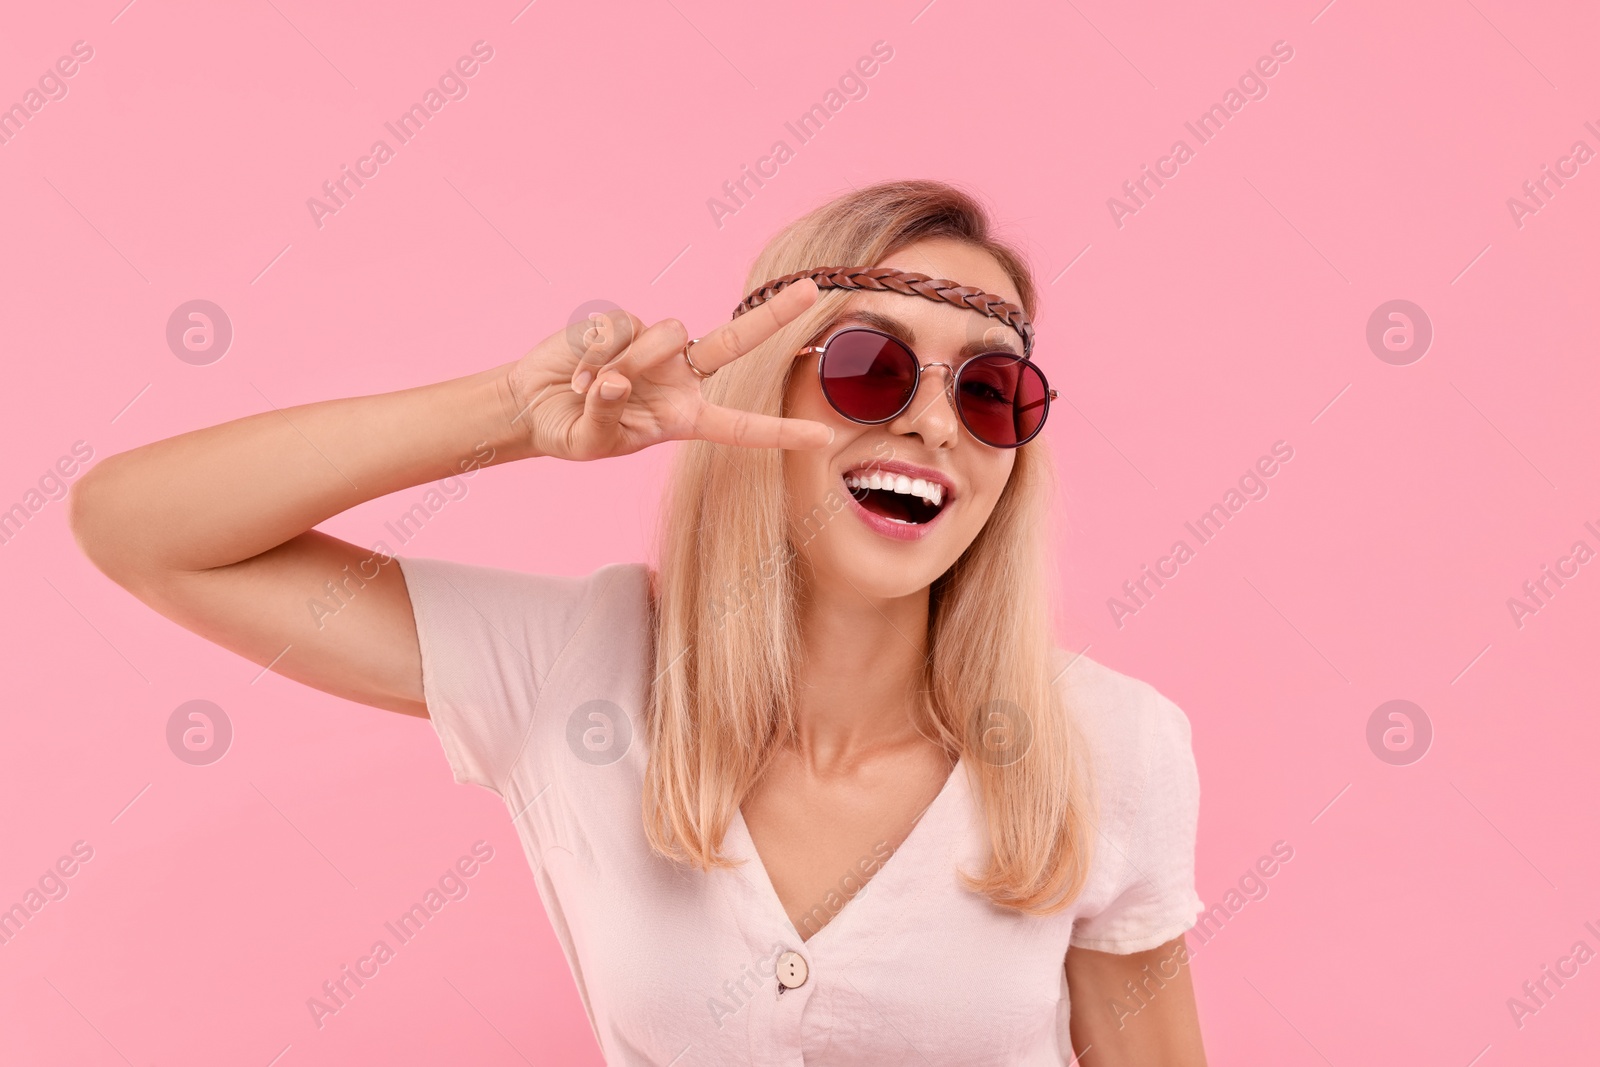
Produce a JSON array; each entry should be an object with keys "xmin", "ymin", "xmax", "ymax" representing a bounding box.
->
[{"xmin": 789, "ymin": 570, "xmax": 933, "ymax": 773}]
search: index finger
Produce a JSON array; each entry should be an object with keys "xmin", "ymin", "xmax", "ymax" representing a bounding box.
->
[
  {"xmin": 688, "ymin": 277, "xmax": 820, "ymax": 376},
  {"xmin": 692, "ymin": 401, "xmax": 833, "ymax": 451}
]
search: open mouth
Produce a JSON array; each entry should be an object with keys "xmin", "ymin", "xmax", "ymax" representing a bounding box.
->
[{"xmin": 842, "ymin": 468, "xmax": 950, "ymax": 526}]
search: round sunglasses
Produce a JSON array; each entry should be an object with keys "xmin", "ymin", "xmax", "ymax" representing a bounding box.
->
[{"xmin": 799, "ymin": 326, "xmax": 1057, "ymax": 449}]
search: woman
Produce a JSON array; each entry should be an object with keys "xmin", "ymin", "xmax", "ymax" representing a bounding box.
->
[{"xmin": 70, "ymin": 180, "xmax": 1206, "ymax": 1064}]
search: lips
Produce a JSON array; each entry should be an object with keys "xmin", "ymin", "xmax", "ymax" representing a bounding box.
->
[{"xmin": 838, "ymin": 459, "xmax": 956, "ymax": 538}]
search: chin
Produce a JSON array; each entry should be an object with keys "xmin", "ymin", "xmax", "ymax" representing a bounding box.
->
[{"xmin": 793, "ymin": 476, "xmax": 975, "ymax": 601}]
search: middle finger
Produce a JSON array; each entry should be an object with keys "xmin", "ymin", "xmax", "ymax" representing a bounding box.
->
[{"xmin": 681, "ymin": 277, "xmax": 820, "ymax": 377}]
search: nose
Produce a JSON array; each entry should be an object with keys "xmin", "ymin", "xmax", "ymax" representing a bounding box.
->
[{"xmin": 889, "ymin": 361, "xmax": 959, "ymax": 448}]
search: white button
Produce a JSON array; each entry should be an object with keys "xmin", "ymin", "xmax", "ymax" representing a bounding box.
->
[{"xmin": 776, "ymin": 950, "xmax": 809, "ymax": 990}]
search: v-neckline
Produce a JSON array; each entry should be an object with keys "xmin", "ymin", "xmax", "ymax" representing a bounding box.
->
[{"xmin": 727, "ymin": 754, "xmax": 967, "ymax": 951}]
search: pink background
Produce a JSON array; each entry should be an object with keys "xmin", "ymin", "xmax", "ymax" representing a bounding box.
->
[{"xmin": 2, "ymin": 0, "xmax": 1596, "ymax": 1063}]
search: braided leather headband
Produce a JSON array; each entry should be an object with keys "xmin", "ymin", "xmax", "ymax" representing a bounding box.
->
[{"xmin": 730, "ymin": 266, "xmax": 1035, "ymax": 358}]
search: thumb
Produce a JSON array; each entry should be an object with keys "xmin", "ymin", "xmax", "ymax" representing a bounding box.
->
[{"xmin": 583, "ymin": 371, "xmax": 632, "ymax": 431}]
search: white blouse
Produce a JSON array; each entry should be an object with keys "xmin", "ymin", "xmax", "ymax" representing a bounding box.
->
[{"xmin": 398, "ymin": 555, "xmax": 1202, "ymax": 1066}]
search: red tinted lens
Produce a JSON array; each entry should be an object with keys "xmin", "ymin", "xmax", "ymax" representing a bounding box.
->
[
  {"xmin": 818, "ymin": 329, "xmax": 918, "ymax": 422},
  {"xmin": 957, "ymin": 354, "xmax": 1050, "ymax": 447}
]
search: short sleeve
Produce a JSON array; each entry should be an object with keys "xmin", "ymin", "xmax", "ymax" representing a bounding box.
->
[
  {"xmin": 396, "ymin": 555, "xmax": 623, "ymax": 798},
  {"xmin": 1069, "ymin": 682, "xmax": 1203, "ymax": 955}
]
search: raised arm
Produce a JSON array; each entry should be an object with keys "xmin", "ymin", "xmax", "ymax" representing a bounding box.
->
[
  {"xmin": 68, "ymin": 283, "xmax": 830, "ymax": 717},
  {"xmin": 69, "ymin": 359, "xmax": 538, "ymax": 717}
]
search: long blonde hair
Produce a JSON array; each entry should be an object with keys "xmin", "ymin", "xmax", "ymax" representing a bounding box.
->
[{"xmin": 643, "ymin": 179, "xmax": 1094, "ymax": 914}]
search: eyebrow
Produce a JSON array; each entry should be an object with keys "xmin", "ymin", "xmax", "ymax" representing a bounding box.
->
[{"xmin": 827, "ymin": 308, "xmax": 1024, "ymax": 358}]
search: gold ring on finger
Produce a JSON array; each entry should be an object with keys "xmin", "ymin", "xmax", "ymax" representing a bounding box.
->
[{"xmin": 682, "ymin": 338, "xmax": 714, "ymax": 379}]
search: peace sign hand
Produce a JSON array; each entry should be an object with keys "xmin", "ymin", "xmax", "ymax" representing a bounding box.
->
[{"xmin": 506, "ymin": 279, "xmax": 833, "ymax": 462}]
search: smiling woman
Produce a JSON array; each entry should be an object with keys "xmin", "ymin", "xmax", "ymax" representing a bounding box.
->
[{"xmin": 68, "ymin": 178, "xmax": 1207, "ymax": 1065}]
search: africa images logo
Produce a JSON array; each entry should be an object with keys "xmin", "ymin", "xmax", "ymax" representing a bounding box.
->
[{"xmin": 305, "ymin": 41, "xmax": 495, "ymax": 230}]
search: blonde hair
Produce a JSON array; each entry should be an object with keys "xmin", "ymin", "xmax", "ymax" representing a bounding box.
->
[{"xmin": 642, "ymin": 179, "xmax": 1095, "ymax": 914}]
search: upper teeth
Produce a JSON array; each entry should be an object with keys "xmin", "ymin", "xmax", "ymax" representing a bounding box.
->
[{"xmin": 844, "ymin": 471, "xmax": 944, "ymax": 508}]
